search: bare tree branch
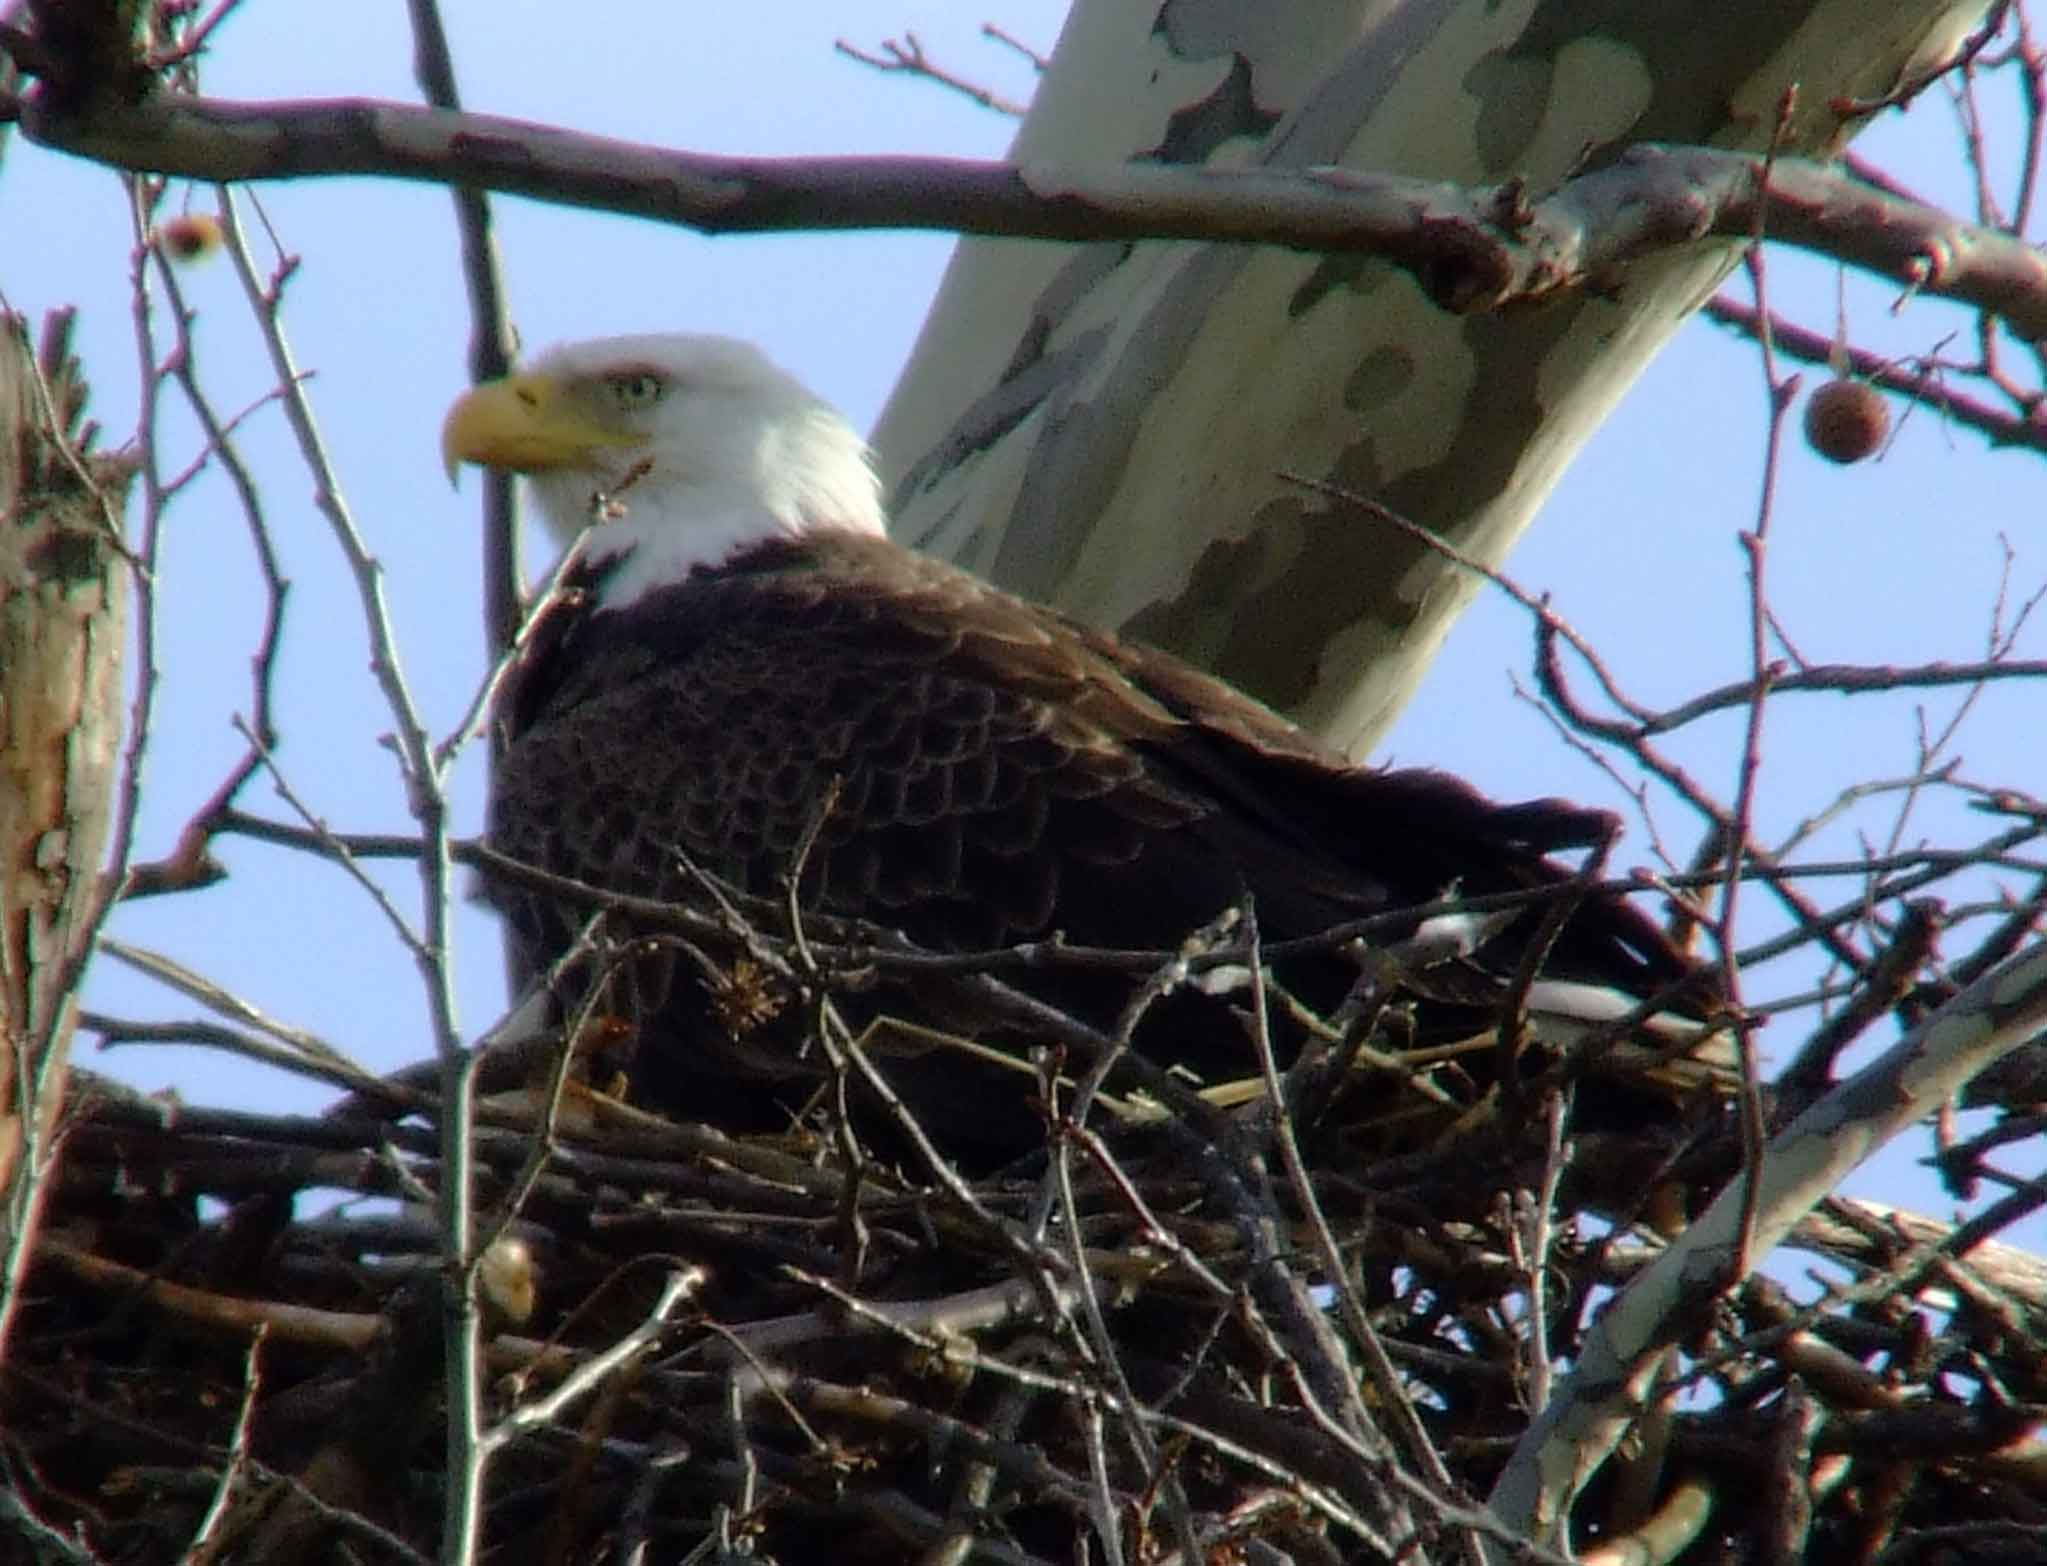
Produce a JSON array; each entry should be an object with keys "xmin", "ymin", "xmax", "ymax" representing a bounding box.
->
[
  {"xmin": 1489, "ymin": 937, "xmax": 2047, "ymax": 1544},
  {"xmin": 835, "ymin": 32, "xmax": 1029, "ymax": 118},
  {"xmin": 10, "ymin": 87, "xmax": 2047, "ymax": 335}
]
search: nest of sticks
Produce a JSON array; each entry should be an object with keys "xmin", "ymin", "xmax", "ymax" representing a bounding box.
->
[{"xmin": 11, "ymin": 894, "xmax": 2047, "ymax": 1566}]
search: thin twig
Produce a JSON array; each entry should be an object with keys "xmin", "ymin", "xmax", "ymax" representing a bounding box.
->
[
  {"xmin": 177, "ymin": 1326, "xmax": 266, "ymax": 1560},
  {"xmin": 1241, "ymin": 907, "xmax": 1486, "ymax": 1566},
  {"xmin": 213, "ymin": 177, "xmax": 483, "ymax": 1566},
  {"xmin": 481, "ymin": 1266, "xmax": 701, "ymax": 1454},
  {"xmin": 835, "ymin": 32, "xmax": 1028, "ymax": 117}
]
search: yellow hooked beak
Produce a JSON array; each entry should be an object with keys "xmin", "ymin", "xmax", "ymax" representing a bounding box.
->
[{"xmin": 440, "ymin": 373, "xmax": 644, "ymax": 484}]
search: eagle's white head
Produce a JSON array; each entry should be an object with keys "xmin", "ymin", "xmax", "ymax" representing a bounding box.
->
[{"xmin": 441, "ymin": 333, "xmax": 885, "ymax": 609}]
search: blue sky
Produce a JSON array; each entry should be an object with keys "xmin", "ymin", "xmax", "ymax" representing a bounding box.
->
[{"xmin": 4, "ymin": 2, "xmax": 2041, "ymax": 1247}]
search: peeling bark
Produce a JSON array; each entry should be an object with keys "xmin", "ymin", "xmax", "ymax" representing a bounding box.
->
[{"xmin": 876, "ymin": 0, "xmax": 1994, "ymax": 753}]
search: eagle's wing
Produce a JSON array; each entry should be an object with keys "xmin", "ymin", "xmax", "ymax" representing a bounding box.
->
[{"xmin": 491, "ymin": 531, "xmax": 1697, "ymax": 998}]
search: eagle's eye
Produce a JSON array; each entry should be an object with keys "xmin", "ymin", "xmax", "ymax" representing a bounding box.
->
[{"xmin": 604, "ymin": 371, "xmax": 669, "ymax": 411}]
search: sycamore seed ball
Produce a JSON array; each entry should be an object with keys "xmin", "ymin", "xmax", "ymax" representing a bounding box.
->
[
  {"xmin": 1804, "ymin": 378, "xmax": 1889, "ymax": 464},
  {"xmin": 154, "ymin": 213, "xmax": 223, "ymax": 263}
]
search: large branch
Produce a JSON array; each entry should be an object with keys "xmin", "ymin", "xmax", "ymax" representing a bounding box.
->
[
  {"xmin": 1488, "ymin": 936, "xmax": 2047, "ymax": 1546},
  {"xmin": 873, "ymin": 0, "xmax": 1998, "ymax": 752},
  {"xmin": 11, "ymin": 87, "xmax": 2044, "ymax": 332}
]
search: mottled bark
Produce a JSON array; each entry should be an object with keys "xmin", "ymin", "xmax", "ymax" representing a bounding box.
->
[
  {"xmin": 876, "ymin": 0, "xmax": 1993, "ymax": 754},
  {"xmin": 0, "ymin": 311, "xmax": 132, "ymax": 1337}
]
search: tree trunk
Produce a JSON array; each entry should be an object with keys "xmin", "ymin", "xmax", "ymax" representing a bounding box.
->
[
  {"xmin": 876, "ymin": 0, "xmax": 1990, "ymax": 753},
  {"xmin": 0, "ymin": 310, "xmax": 132, "ymax": 1351}
]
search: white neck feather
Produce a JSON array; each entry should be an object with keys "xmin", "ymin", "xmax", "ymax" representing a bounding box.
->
[
  {"xmin": 533, "ymin": 394, "xmax": 886, "ymax": 613},
  {"xmin": 575, "ymin": 496, "xmax": 805, "ymax": 609}
]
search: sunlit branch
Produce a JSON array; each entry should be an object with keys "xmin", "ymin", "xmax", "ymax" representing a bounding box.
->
[
  {"xmin": 13, "ymin": 88, "xmax": 2047, "ymax": 335},
  {"xmin": 1490, "ymin": 937, "xmax": 2047, "ymax": 1539}
]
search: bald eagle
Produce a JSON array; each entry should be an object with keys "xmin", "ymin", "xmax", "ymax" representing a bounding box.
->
[{"xmin": 443, "ymin": 334, "xmax": 1723, "ymax": 1159}]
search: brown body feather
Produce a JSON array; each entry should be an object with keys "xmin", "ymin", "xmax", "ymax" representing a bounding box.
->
[{"xmin": 487, "ymin": 529, "xmax": 1711, "ymax": 1152}]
